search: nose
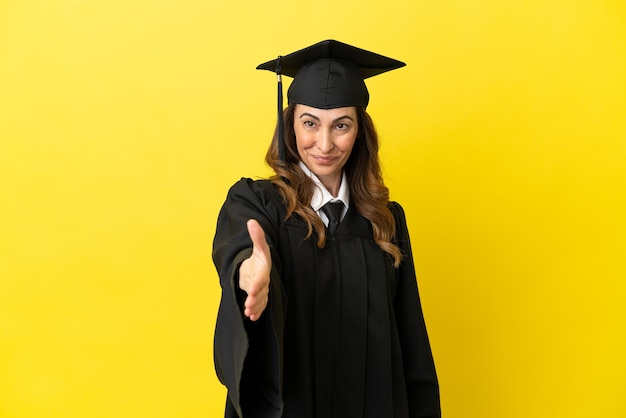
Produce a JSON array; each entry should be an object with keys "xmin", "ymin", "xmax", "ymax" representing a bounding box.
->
[{"xmin": 316, "ymin": 129, "xmax": 334, "ymax": 153}]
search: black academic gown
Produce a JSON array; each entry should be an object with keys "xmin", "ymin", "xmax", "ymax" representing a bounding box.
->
[{"xmin": 213, "ymin": 178, "xmax": 440, "ymax": 418}]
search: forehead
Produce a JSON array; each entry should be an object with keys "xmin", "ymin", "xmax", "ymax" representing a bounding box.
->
[{"xmin": 294, "ymin": 104, "xmax": 358, "ymax": 119}]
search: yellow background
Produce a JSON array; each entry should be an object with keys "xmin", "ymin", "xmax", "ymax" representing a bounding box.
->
[{"xmin": 1, "ymin": 0, "xmax": 625, "ymax": 417}]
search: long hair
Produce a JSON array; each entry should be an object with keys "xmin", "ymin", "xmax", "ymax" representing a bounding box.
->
[{"xmin": 265, "ymin": 104, "xmax": 403, "ymax": 267}]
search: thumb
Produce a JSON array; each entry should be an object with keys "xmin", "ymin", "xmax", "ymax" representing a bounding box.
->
[{"xmin": 247, "ymin": 219, "xmax": 270, "ymax": 261}]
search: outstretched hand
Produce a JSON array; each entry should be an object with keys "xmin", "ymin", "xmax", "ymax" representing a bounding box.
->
[{"xmin": 238, "ymin": 219, "xmax": 271, "ymax": 321}]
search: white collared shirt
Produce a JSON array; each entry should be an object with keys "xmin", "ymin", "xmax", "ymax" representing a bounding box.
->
[{"xmin": 299, "ymin": 162, "xmax": 350, "ymax": 227}]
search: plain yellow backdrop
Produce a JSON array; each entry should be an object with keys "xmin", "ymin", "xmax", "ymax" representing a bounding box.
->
[{"xmin": 1, "ymin": 0, "xmax": 625, "ymax": 417}]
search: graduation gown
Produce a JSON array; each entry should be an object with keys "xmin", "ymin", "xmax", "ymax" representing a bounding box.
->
[{"xmin": 213, "ymin": 178, "xmax": 440, "ymax": 418}]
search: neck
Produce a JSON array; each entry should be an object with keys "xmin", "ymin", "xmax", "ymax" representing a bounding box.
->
[{"xmin": 320, "ymin": 176, "xmax": 341, "ymax": 197}]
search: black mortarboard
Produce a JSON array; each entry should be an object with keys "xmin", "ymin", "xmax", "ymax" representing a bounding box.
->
[{"xmin": 256, "ymin": 40, "xmax": 405, "ymax": 161}]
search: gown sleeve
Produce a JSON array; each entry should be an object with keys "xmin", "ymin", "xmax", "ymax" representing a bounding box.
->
[
  {"xmin": 390, "ymin": 202, "xmax": 442, "ymax": 418},
  {"xmin": 212, "ymin": 178, "xmax": 286, "ymax": 418}
]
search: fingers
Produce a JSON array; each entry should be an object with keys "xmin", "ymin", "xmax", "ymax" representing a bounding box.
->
[{"xmin": 243, "ymin": 291, "xmax": 268, "ymax": 321}]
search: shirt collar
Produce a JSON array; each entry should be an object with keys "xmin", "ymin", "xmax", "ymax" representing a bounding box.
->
[{"xmin": 299, "ymin": 162, "xmax": 350, "ymax": 212}]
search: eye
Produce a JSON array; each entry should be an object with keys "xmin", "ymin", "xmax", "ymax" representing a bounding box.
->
[
  {"xmin": 336, "ymin": 122, "xmax": 350, "ymax": 130},
  {"xmin": 303, "ymin": 120, "xmax": 316, "ymax": 128}
]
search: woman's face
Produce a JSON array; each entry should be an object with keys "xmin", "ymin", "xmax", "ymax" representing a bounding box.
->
[{"xmin": 293, "ymin": 104, "xmax": 358, "ymax": 193}]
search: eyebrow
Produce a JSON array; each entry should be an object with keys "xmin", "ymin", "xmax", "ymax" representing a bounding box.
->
[{"xmin": 299, "ymin": 112, "xmax": 355, "ymax": 124}]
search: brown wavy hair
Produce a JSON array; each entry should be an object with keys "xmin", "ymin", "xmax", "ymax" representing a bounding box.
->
[{"xmin": 265, "ymin": 103, "xmax": 402, "ymax": 267}]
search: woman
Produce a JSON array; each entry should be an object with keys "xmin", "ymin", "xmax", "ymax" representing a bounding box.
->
[{"xmin": 213, "ymin": 40, "xmax": 440, "ymax": 418}]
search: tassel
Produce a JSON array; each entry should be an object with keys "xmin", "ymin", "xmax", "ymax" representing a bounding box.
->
[{"xmin": 276, "ymin": 56, "xmax": 285, "ymax": 162}]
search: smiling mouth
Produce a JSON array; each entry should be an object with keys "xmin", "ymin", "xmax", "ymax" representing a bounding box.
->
[{"xmin": 312, "ymin": 156, "xmax": 337, "ymax": 165}]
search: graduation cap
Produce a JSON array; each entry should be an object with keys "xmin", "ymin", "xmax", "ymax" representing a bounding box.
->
[{"xmin": 256, "ymin": 39, "xmax": 405, "ymax": 161}]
